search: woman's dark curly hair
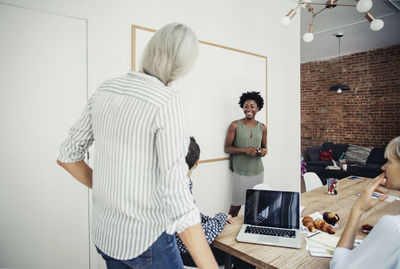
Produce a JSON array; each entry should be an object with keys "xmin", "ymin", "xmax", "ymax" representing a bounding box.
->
[{"xmin": 238, "ymin": 91, "xmax": 264, "ymax": 110}]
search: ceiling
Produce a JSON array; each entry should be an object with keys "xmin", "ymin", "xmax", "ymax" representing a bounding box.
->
[{"xmin": 289, "ymin": 0, "xmax": 400, "ymax": 63}]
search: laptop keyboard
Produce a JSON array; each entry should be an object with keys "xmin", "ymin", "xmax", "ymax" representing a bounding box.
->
[{"xmin": 244, "ymin": 226, "xmax": 296, "ymax": 238}]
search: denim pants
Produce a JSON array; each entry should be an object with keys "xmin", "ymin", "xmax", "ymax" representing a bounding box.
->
[{"xmin": 96, "ymin": 231, "xmax": 184, "ymax": 269}]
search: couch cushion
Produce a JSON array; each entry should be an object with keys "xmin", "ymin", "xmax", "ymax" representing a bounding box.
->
[
  {"xmin": 307, "ymin": 160, "xmax": 332, "ymax": 166},
  {"xmin": 360, "ymin": 163, "xmax": 383, "ymax": 172},
  {"xmin": 344, "ymin": 145, "xmax": 372, "ymax": 165},
  {"xmin": 332, "ymin": 144, "xmax": 349, "ymax": 161},
  {"xmin": 366, "ymin": 148, "xmax": 386, "ymax": 165},
  {"xmin": 307, "ymin": 146, "xmax": 322, "ymax": 161}
]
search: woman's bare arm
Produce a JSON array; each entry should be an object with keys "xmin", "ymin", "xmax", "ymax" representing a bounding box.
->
[
  {"xmin": 178, "ymin": 224, "xmax": 218, "ymax": 269},
  {"xmin": 57, "ymin": 160, "xmax": 92, "ymax": 189},
  {"xmin": 337, "ymin": 174, "xmax": 388, "ymax": 249}
]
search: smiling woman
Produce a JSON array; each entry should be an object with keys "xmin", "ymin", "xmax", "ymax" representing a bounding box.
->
[{"xmin": 224, "ymin": 91, "xmax": 267, "ymax": 217}]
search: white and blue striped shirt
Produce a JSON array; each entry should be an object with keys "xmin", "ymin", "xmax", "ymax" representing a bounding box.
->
[{"xmin": 58, "ymin": 71, "xmax": 200, "ymax": 259}]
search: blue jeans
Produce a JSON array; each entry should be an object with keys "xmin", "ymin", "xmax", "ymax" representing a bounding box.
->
[{"xmin": 96, "ymin": 231, "xmax": 183, "ymax": 269}]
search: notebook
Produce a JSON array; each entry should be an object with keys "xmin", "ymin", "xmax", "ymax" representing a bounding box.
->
[
  {"xmin": 307, "ymin": 232, "xmax": 339, "ymax": 249},
  {"xmin": 236, "ymin": 189, "xmax": 302, "ymax": 249}
]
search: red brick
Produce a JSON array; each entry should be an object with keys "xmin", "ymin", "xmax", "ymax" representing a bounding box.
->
[{"xmin": 301, "ymin": 45, "xmax": 400, "ymax": 156}]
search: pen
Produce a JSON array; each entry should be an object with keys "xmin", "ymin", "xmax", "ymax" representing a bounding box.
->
[{"xmin": 307, "ymin": 231, "xmax": 320, "ymax": 238}]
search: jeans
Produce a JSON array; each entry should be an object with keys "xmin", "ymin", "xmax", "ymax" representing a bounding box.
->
[{"xmin": 96, "ymin": 231, "xmax": 183, "ymax": 269}]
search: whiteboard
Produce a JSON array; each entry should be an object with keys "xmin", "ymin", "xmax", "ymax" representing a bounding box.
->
[{"xmin": 132, "ymin": 25, "xmax": 267, "ymax": 161}]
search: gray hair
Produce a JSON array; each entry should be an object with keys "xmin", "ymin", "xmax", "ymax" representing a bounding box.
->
[
  {"xmin": 385, "ymin": 136, "xmax": 400, "ymax": 161},
  {"xmin": 139, "ymin": 23, "xmax": 199, "ymax": 85}
]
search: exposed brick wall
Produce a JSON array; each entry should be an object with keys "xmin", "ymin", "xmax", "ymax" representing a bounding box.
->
[{"xmin": 301, "ymin": 45, "xmax": 400, "ymax": 158}]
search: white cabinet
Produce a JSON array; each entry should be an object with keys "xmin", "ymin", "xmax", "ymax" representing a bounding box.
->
[{"xmin": 0, "ymin": 4, "xmax": 89, "ymax": 268}]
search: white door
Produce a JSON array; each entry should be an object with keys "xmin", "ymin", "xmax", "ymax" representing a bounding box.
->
[{"xmin": 0, "ymin": 4, "xmax": 89, "ymax": 268}]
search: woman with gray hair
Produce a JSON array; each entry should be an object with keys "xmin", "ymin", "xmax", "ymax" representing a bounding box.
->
[
  {"xmin": 330, "ymin": 136, "xmax": 400, "ymax": 269},
  {"xmin": 57, "ymin": 23, "xmax": 218, "ymax": 269}
]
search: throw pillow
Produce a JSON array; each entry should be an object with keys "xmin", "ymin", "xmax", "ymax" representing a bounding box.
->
[
  {"xmin": 344, "ymin": 145, "xmax": 372, "ymax": 165},
  {"xmin": 320, "ymin": 149, "xmax": 333, "ymax": 161}
]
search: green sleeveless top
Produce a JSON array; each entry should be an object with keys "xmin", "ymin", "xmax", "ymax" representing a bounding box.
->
[{"xmin": 229, "ymin": 120, "xmax": 264, "ymax": 176}]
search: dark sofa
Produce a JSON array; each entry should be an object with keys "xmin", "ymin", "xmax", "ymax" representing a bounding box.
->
[{"xmin": 305, "ymin": 142, "xmax": 386, "ymax": 185}]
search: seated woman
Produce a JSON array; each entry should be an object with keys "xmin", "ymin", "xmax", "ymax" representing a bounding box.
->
[
  {"xmin": 330, "ymin": 136, "xmax": 400, "ymax": 269},
  {"xmin": 178, "ymin": 137, "xmax": 255, "ymax": 269},
  {"xmin": 176, "ymin": 137, "xmax": 232, "ymax": 266}
]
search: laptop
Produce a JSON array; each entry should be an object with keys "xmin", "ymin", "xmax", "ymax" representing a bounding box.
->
[{"xmin": 236, "ymin": 189, "xmax": 302, "ymax": 249}]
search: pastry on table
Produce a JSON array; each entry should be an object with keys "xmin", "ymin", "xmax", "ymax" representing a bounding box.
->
[{"xmin": 302, "ymin": 216, "xmax": 316, "ymax": 232}]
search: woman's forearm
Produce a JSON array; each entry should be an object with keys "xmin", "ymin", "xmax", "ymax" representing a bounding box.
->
[
  {"xmin": 337, "ymin": 174, "xmax": 388, "ymax": 249},
  {"xmin": 224, "ymin": 146, "xmax": 245, "ymax": 155},
  {"xmin": 57, "ymin": 160, "xmax": 93, "ymax": 188},
  {"xmin": 337, "ymin": 208, "xmax": 363, "ymax": 249},
  {"xmin": 178, "ymin": 223, "xmax": 218, "ymax": 269}
]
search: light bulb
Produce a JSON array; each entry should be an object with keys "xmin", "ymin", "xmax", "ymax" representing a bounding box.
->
[
  {"xmin": 337, "ymin": 88, "xmax": 342, "ymax": 94},
  {"xmin": 301, "ymin": 0, "xmax": 311, "ymax": 8},
  {"xmin": 303, "ymin": 32, "xmax": 314, "ymax": 42},
  {"xmin": 370, "ymin": 19, "xmax": 384, "ymax": 31},
  {"xmin": 280, "ymin": 16, "xmax": 291, "ymax": 27},
  {"xmin": 356, "ymin": 0, "xmax": 372, "ymax": 13}
]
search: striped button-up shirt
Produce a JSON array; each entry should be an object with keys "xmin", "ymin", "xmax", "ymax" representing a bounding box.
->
[{"xmin": 58, "ymin": 71, "xmax": 200, "ymax": 259}]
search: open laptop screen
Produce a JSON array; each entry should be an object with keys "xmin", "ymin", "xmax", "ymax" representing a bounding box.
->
[{"xmin": 244, "ymin": 189, "xmax": 300, "ymax": 229}]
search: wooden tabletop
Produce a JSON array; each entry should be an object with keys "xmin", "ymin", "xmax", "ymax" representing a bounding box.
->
[{"xmin": 212, "ymin": 176, "xmax": 400, "ymax": 269}]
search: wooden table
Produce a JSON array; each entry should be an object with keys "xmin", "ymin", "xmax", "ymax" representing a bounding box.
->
[{"xmin": 212, "ymin": 176, "xmax": 400, "ymax": 269}]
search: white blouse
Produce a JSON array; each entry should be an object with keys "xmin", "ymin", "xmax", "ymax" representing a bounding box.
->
[
  {"xmin": 330, "ymin": 215, "xmax": 400, "ymax": 269},
  {"xmin": 58, "ymin": 71, "xmax": 200, "ymax": 259}
]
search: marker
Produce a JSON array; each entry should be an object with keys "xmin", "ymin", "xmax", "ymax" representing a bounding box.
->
[
  {"xmin": 333, "ymin": 184, "xmax": 338, "ymax": 195},
  {"xmin": 329, "ymin": 181, "xmax": 337, "ymax": 193}
]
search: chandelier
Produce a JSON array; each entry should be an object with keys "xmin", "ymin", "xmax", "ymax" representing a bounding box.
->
[{"xmin": 281, "ymin": 0, "xmax": 384, "ymax": 42}]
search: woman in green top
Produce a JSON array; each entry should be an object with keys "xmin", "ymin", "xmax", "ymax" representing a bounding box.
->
[{"xmin": 224, "ymin": 91, "xmax": 267, "ymax": 217}]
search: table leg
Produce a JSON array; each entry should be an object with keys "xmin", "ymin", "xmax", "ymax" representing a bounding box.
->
[{"xmin": 224, "ymin": 253, "xmax": 232, "ymax": 269}]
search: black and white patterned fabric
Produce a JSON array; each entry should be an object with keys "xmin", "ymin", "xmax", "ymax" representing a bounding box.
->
[
  {"xmin": 176, "ymin": 179, "xmax": 229, "ymax": 253},
  {"xmin": 344, "ymin": 144, "xmax": 372, "ymax": 165}
]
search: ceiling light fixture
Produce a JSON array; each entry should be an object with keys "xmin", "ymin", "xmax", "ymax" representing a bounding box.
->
[
  {"xmin": 281, "ymin": 0, "xmax": 384, "ymax": 42},
  {"xmin": 329, "ymin": 33, "xmax": 350, "ymax": 94}
]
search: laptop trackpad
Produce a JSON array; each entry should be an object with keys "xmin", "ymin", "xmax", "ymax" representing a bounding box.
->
[{"xmin": 259, "ymin": 236, "xmax": 279, "ymax": 243}]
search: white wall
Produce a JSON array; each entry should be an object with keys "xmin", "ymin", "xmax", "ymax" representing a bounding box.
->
[
  {"xmin": 88, "ymin": 0, "xmax": 301, "ymax": 215},
  {"xmin": 1, "ymin": 0, "xmax": 300, "ymax": 267},
  {"xmin": 0, "ymin": 2, "xmax": 89, "ymax": 268},
  {"xmin": 22, "ymin": 0, "xmax": 301, "ymax": 214}
]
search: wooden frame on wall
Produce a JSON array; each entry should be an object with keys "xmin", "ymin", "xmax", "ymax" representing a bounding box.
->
[{"xmin": 131, "ymin": 24, "xmax": 268, "ymax": 164}]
